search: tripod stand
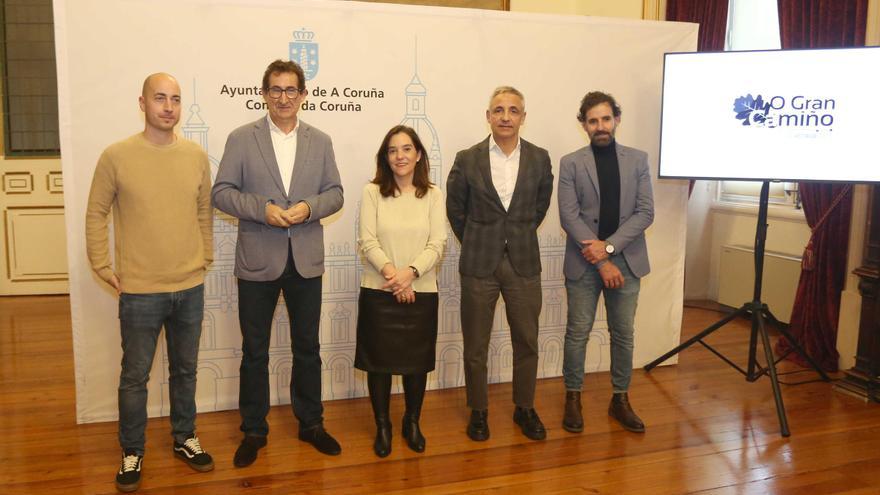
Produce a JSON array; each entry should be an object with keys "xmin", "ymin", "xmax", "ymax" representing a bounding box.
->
[{"xmin": 645, "ymin": 181, "xmax": 830, "ymax": 437}]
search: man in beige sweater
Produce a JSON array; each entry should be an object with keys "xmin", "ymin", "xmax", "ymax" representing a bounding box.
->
[{"xmin": 85, "ymin": 73, "xmax": 214, "ymax": 493}]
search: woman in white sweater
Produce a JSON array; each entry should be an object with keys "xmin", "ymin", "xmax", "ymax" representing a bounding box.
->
[{"xmin": 356, "ymin": 125, "xmax": 447, "ymax": 458}]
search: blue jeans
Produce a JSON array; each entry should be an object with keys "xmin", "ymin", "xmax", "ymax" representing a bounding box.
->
[
  {"xmin": 562, "ymin": 259, "xmax": 640, "ymax": 393},
  {"xmin": 118, "ymin": 284, "xmax": 204, "ymax": 455}
]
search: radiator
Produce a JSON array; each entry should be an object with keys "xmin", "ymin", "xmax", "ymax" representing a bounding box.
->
[{"xmin": 717, "ymin": 245, "xmax": 802, "ymax": 324}]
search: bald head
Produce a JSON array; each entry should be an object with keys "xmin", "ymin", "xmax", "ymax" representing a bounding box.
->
[
  {"xmin": 138, "ymin": 72, "xmax": 182, "ymax": 140},
  {"xmin": 142, "ymin": 72, "xmax": 179, "ymax": 98}
]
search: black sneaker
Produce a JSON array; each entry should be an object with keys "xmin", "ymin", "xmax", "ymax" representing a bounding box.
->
[
  {"xmin": 115, "ymin": 450, "xmax": 142, "ymax": 493},
  {"xmin": 173, "ymin": 434, "xmax": 215, "ymax": 472}
]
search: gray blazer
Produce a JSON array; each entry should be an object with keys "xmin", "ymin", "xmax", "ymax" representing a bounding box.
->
[
  {"xmin": 557, "ymin": 142, "xmax": 654, "ymax": 280},
  {"xmin": 446, "ymin": 137, "xmax": 553, "ymax": 278},
  {"xmin": 212, "ymin": 117, "xmax": 343, "ymax": 281}
]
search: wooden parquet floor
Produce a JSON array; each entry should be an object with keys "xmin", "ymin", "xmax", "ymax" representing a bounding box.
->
[{"xmin": 1, "ymin": 295, "xmax": 878, "ymax": 494}]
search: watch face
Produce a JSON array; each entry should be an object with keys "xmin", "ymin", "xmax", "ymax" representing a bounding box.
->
[{"xmin": 605, "ymin": 244, "xmax": 615, "ymax": 254}]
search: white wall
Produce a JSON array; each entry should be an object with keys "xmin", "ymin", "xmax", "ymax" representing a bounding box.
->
[
  {"xmin": 684, "ymin": 181, "xmax": 713, "ymax": 299},
  {"xmin": 685, "ymin": 187, "xmax": 810, "ymax": 304},
  {"xmin": 511, "ymin": 0, "xmax": 644, "ymax": 18}
]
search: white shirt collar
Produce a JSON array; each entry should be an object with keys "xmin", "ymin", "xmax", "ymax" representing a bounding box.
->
[
  {"xmin": 488, "ymin": 134, "xmax": 521, "ymax": 157},
  {"xmin": 266, "ymin": 114, "xmax": 299, "ymax": 137}
]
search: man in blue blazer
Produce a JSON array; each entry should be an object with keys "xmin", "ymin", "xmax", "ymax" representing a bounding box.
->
[
  {"xmin": 212, "ymin": 60, "xmax": 344, "ymax": 464},
  {"xmin": 447, "ymin": 86, "xmax": 554, "ymax": 442},
  {"xmin": 557, "ymin": 91, "xmax": 654, "ymax": 434}
]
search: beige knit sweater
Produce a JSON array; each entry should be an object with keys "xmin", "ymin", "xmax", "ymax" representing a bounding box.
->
[
  {"xmin": 85, "ymin": 133, "xmax": 213, "ymax": 293},
  {"xmin": 358, "ymin": 183, "xmax": 447, "ymax": 293}
]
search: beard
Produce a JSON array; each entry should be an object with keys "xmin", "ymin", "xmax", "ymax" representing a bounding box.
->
[{"xmin": 590, "ymin": 132, "xmax": 613, "ymax": 147}]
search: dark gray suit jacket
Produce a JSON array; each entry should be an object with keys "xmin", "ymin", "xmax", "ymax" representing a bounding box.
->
[
  {"xmin": 446, "ymin": 137, "xmax": 553, "ymax": 278},
  {"xmin": 212, "ymin": 117, "xmax": 343, "ymax": 281},
  {"xmin": 557, "ymin": 142, "xmax": 654, "ymax": 280}
]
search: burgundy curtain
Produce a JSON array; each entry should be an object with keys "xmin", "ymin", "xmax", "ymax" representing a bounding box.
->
[
  {"xmin": 778, "ymin": 0, "xmax": 868, "ymax": 47},
  {"xmin": 777, "ymin": 184, "xmax": 853, "ymax": 371},
  {"xmin": 774, "ymin": 0, "xmax": 867, "ymax": 371},
  {"xmin": 666, "ymin": 0, "xmax": 729, "ymax": 51},
  {"xmin": 666, "ymin": 0, "xmax": 729, "ymax": 198}
]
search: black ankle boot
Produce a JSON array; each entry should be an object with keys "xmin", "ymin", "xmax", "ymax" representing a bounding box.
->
[
  {"xmin": 402, "ymin": 411, "xmax": 425, "ymax": 453},
  {"xmin": 368, "ymin": 373, "xmax": 393, "ymax": 457},
  {"xmin": 401, "ymin": 373, "xmax": 427, "ymax": 452},
  {"xmin": 374, "ymin": 415, "xmax": 392, "ymax": 458}
]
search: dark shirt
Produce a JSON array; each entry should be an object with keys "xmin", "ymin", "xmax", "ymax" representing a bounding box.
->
[{"xmin": 593, "ymin": 140, "xmax": 620, "ymax": 241}]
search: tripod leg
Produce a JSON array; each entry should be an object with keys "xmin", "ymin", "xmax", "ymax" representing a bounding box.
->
[
  {"xmin": 746, "ymin": 305, "xmax": 761, "ymax": 379},
  {"xmin": 762, "ymin": 307, "xmax": 782, "ymax": 328},
  {"xmin": 764, "ymin": 310, "xmax": 831, "ymax": 382},
  {"xmin": 644, "ymin": 306, "xmax": 749, "ymax": 372},
  {"xmin": 757, "ymin": 312, "xmax": 790, "ymax": 437}
]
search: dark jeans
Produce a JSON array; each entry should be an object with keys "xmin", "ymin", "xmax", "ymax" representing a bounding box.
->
[
  {"xmin": 237, "ymin": 255, "xmax": 323, "ymax": 436},
  {"xmin": 118, "ymin": 284, "xmax": 204, "ymax": 455}
]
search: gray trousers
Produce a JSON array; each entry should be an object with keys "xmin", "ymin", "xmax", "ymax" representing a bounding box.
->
[{"xmin": 460, "ymin": 252, "xmax": 542, "ymax": 411}]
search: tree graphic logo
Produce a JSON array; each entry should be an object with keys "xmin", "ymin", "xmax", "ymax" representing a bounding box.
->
[{"xmin": 733, "ymin": 94, "xmax": 771, "ymax": 126}]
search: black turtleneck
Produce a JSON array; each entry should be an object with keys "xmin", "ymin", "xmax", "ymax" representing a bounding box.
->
[{"xmin": 592, "ymin": 140, "xmax": 620, "ymax": 241}]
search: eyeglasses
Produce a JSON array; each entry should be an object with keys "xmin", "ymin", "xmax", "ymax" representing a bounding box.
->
[{"xmin": 266, "ymin": 86, "xmax": 304, "ymax": 99}]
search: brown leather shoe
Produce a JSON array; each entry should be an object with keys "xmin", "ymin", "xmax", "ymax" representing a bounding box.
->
[
  {"xmin": 608, "ymin": 393, "xmax": 645, "ymax": 433},
  {"xmin": 562, "ymin": 391, "xmax": 584, "ymax": 433}
]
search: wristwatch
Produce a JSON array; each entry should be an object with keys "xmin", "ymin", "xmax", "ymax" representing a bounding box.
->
[
  {"xmin": 409, "ymin": 266, "xmax": 420, "ymax": 278},
  {"xmin": 605, "ymin": 242, "xmax": 615, "ymax": 255}
]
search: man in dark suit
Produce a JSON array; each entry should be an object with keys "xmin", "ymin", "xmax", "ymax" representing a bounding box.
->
[
  {"xmin": 446, "ymin": 86, "xmax": 554, "ymax": 442},
  {"xmin": 212, "ymin": 60, "xmax": 344, "ymax": 465},
  {"xmin": 557, "ymin": 91, "xmax": 654, "ymax": 434}
]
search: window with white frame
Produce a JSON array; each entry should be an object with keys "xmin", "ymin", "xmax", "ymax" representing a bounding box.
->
[{"xmin": 716, "ymin": 0, "xmax": 800, "ymax": 209}]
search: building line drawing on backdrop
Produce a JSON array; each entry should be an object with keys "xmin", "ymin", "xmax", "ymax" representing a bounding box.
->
[{"xmin": 151, "ymin": 38, "xmax": 607, "ymax": 416}]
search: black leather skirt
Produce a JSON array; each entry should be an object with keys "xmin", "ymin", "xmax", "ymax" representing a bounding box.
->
[{"xmin": 354, "ymin": 287, "xmax": 439, "ymax": 374}]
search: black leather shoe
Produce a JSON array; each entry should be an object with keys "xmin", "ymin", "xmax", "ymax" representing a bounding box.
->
[
  {"xmin": 233, "ymin": 435, "xmax": 267, "ymax": 468},
  {"xmin": 513, "ymin": 407, "xmax": 546, "ymax": 441},
  {"xmin": 402, "ymin": 412, "xmax": 425, "ymax": 453},
  {"xmin": 373, "ymin": 418, "xmax": 392, "ymax": 458},
  {"xmin": 562, "ymin": 391, "xmax": 584, "ymax": 433},
  {"xmin": 466, "ymin": 409, "xmax": 489, "ymax": 441},
  {"xmin": 608, "ymin": 393, "xmax": 645, "ymax": 433},
  {"xmin": 298, "ymin": 425, "xmax": 342, "ymax": 456}
]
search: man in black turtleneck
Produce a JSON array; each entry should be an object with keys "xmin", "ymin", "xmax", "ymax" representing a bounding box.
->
[{"xmin": 557, "ymin": 91, "xmax": 655, "ymax": 434}]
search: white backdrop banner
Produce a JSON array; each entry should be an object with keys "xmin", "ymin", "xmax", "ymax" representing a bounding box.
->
[{"xmin": 55, "ymin": 0, "xmax": 697, "ymax": 423}]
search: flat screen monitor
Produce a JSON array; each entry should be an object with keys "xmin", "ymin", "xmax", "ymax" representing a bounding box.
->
[{"xmin": 658, "ymin": 47, "xmax": 880, "ymax": 182}]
